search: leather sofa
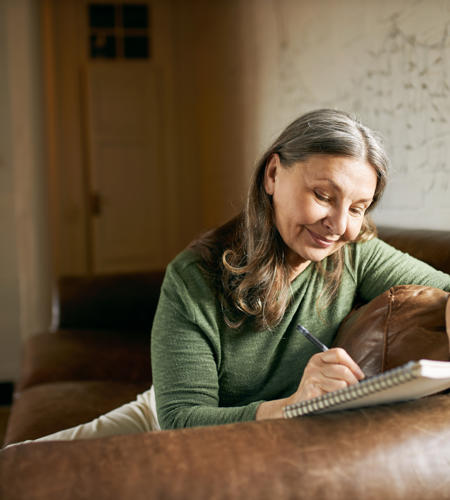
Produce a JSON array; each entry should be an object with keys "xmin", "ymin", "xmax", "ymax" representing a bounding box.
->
[{"xmin": 1, "ymin": 226, "xmax": 450, "ymax": 500}]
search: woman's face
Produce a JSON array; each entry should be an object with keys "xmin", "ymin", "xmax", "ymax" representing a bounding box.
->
[{"xmin": 264, "ymin": 154, "xmax": 378, "ymax": 277}]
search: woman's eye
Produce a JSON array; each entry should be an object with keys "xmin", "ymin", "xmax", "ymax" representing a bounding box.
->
[
  {"xmin": 350, "ymin": 206, "xmax": 364, "ymax": 216},
  {"xmin": 314, "ymin": 190, "xmax": 330, "ymax": 202}
]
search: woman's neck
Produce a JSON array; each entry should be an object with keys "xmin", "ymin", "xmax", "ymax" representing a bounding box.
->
[{"xmin": 288, "ymin": 257, "xmax": 311, "ymax": 282}]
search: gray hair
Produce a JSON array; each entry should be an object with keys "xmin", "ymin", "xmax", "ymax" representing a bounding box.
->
[{"xmin": 252, "ymin": 108, "xmax": 389, "ymax": 211}]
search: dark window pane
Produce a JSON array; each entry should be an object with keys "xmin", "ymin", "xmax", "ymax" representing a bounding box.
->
[
  {"xmin": 124, "ymin": 35, "xmax": 149, "ymax": 58},
  {"xmin": 90, "ymin": 34, "xmax": 116, "ymax": 58},
  {"xmin": 122, "ymin": 5, "xmax": 148, "ymax": 28},
  {"xmin": 89, "ymin": 4, "xmax": 115, "ymax": 28}
]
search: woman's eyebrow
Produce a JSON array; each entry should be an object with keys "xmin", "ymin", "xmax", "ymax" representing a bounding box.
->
[{"xmin": 315, "ymin": 178, "xmax": 374, "ymax": 203}]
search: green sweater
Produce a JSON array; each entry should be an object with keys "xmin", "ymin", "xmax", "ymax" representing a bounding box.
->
[{"xmin": 151, "ymin": 238, "xmax": 450, "ymax": 430}]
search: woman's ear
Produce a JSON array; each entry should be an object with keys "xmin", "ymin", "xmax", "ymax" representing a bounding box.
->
[{"xmin": 264, "ymin": 154, "xmax": 280, "ymax": 196}]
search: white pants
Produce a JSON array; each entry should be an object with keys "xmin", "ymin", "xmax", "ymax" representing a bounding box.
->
[{"xmin": 6, "ymin": 386, "xmax": 160, "ymax": 447}]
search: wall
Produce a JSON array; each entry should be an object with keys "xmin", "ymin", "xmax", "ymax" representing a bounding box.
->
[
  {"xmin": 0, "ymin": 2, "xmax": 21, "ymax": 381},
  {"xmin": 170, "ymin": 0, "xmax": 450, "ymax": 234},
  {"xmin": 171, "ymin": 1, "xmax": 259, "ymax": 232},
  {"xmin": 0, "ymin": 0, "xmax": 51, "ymax": 382}
]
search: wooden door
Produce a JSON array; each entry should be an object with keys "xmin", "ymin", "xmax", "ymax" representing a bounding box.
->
[
  {"xmin": 83, "ymin": 62, "xmax": 166, "ymax": 273},
  {"xmin": 42, "ymin": 0, "xmax": 177, "ymax": 276}
]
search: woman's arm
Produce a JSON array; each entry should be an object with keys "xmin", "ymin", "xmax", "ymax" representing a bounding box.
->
[
  {"xmin": 151, "ymin": 257, "xmax": 263, "ymax": 430},
  {"xmin": 355, "ymin": 238, "xmax": 450, "ymax": 302}
]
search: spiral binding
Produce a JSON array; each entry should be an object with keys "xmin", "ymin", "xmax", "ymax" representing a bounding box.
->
[{"xmin": 284, "ymin": 361, "xmax": 417, "ymax": 418}]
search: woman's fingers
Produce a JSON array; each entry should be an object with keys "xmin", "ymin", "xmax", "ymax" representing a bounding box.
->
[
  {"xmin": 320, "ymin": 348, "xmax": 365, "ymax": 381},
  {"xmin": 319, "ymin": 362, "xmax": 361, "ymax": 388},
  {"xmin": 315, "ymin": 376, "xmax": 349, "ymax": 394},
  {"xmin": 294, "ymin": 348, "xmax": 365, "ymax": 402}
]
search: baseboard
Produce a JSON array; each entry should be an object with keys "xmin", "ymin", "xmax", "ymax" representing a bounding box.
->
[{"xmin": 0, "ymin": 382, "xmax": 14, "ymax": 405}]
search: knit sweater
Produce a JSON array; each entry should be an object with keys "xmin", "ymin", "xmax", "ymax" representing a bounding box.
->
[{"xmin": 151, "ymin": 238, "xmax": 450, "ymax": 430}]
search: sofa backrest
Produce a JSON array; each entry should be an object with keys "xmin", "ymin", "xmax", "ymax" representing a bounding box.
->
[
  {"xmin": 378, "ymin": 226, "xmax": 450, "ymax": 275},
  {"xmin": 51, "ymin": 227, "xmax": 449, "ymax": 333},
  {"xmin": 52, "ymin": 270, "xmax": 165, "ymax": 332}
]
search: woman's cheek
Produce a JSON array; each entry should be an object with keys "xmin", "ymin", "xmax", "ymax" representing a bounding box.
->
[
  {"xmin": 348, "ymin": 218, "xmax": 364, "ymax": 240},
  {"xmin": 300, "ymin": 201, "xmax": 324, "ymax": 224}
]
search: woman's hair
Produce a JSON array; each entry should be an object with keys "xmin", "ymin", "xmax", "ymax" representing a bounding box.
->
[{"xmin": 190, "ymin": 109, "xmax": 389, "ymax": 330}]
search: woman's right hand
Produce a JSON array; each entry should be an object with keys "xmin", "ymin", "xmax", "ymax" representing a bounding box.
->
[
  {"xmin": 287, "ymin": 347, "xmax": 365, "ymax": 404},
  {"xmin": 256, "ymin": 347, "xmax": 364, "ymax": 421}
]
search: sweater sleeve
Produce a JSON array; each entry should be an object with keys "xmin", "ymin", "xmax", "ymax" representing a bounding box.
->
[
  {"xmin": 354, "ymin": 238, "xmax": 450, "ymax": 301},
  {"xmin": 150, "ymin": 256, "xmax": 262, "ymax": 430}
]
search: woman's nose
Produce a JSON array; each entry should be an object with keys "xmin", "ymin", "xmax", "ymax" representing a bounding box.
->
[{"xmin": 324, "ymin": 206, "xmax": 348, "ymax": 236}]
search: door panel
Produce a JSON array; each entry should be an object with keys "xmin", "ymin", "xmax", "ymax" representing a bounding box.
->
[{"xmin": 84, "ymin": 62, "xmax": 166, "ymax": 273}]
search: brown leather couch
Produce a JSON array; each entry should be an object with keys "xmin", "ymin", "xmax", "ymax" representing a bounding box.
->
[{"xmin": 1, "ymin": 227, "xmax": 450, "ymax": 500}]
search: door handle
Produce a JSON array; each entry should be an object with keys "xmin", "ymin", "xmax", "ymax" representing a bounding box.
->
[{"xmin": 90, "ymin": 191, "xmax": 102, "ymax": 217}]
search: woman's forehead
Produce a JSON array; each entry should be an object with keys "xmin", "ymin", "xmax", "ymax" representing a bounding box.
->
[{"xmin": 295, "ymin": 155, "xmax": 378, "ymax": 199}]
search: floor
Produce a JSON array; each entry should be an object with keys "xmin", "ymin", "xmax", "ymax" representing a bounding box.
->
[{"xmin": 0, "ymin": 406, "xmax": 11, "ymax": 446}]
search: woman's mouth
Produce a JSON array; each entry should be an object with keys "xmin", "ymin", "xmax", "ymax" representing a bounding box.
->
[{"xmin": 306, "ymin": 229, "xmax": 337, "ymax": 248}]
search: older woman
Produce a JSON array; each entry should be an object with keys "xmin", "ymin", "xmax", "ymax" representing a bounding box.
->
[{"xmin": 151, "ymin": 109, "xmax": 450, "ymax": 429}]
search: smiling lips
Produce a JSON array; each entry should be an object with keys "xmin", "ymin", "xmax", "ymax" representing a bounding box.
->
[{"xmin": 306, "ymin": 228, "xmax": 339, "ymax": 248}]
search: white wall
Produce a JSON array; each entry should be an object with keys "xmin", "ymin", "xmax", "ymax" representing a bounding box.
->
[{"xmin": 244, "ymin": 0, "xmax": 450, "ymax": 230}]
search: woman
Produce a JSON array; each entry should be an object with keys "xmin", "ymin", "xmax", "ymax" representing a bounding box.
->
[
  {"xmin": 8, "ymin": 109, "xmax": 450, "ymax": 444},
  {"xmin": 151, "ymin": 108, "xmax": 450, "ymax": 429}
]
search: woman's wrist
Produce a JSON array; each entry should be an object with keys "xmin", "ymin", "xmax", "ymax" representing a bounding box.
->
[{"xmin": 255, "ymin": 397, "xmax": 291, "ymax": 421}]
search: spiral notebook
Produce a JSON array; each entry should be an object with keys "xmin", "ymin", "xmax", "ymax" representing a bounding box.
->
[{"xmin": 284, "ymin": 359, "xmax": 450, "ymax": 418}]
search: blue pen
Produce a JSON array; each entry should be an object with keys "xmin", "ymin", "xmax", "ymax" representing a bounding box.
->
[{"xmin": 297, "ymin": 324, "xmax": 329, "ymax": 352}]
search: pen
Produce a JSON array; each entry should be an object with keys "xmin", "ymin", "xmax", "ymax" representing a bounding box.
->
[{"xmin": 296, "ymin": 324, "xmax": 329, "ymax": 352}]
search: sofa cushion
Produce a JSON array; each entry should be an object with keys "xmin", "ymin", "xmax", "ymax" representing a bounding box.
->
[
  {"xmin": 4, "ymin": 380, "xmax": 151, "ymax": 445},
  {"xmin": 18, "ymin": 330, "xmax": 152, "ymax": 391},
  {"xmin": 334, "ymin": 285, "xmax": 450, "ymax": 377}
]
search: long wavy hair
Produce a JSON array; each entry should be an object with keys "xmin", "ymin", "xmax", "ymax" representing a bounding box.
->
[{"xmin": 190, "ymin": 109, "xmax": 389, "ymax": 330}]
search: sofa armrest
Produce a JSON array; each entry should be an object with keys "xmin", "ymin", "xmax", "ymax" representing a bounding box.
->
[
  {"xmin": 17, "ymin": 329, "xmax": 152, "ymax": 391},
  {"xmin": 2, "ymin": 395, "xmax": 450, "ymax": 500},
  {"xmin": 334, "ymin": 285, "xmax": 450, "ymax": 377}
]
